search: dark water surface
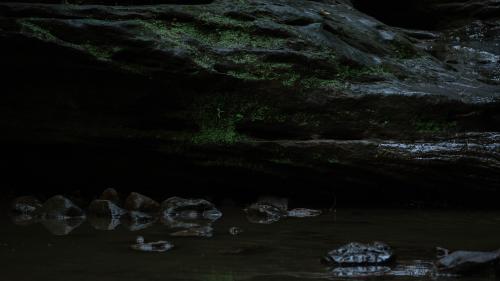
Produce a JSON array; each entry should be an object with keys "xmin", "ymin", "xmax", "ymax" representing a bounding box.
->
[{"xmin": 1, "ymin": 209, "xmax": 500, "ymax": 281}]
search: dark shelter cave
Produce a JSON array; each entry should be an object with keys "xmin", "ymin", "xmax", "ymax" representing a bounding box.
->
[{"xmin": 1, "ymin": 0, "xmax": 500, "ymax": 280}]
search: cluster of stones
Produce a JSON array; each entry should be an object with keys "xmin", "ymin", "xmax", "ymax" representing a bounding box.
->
[
  {"xmin": 322, "ymin": 242, "xmax": 500, "ymax": 278},
  {"xmin": 10, "ymin": 189, "xmax": 223, "ymax": 237}
]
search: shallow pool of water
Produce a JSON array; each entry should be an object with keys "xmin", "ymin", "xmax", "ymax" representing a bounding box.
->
[{"xmin": 1, "ymin": 208, "xmax": 500, "ymax": 281}]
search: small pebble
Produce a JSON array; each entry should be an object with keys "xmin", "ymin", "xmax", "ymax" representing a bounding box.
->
[{"xmin": 229, "ymin": 227, "xmax": 243, "ymax": 236}]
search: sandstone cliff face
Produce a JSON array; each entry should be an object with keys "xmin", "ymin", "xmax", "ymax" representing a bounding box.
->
[{"xmin": 0, "ymin": 0, "xmax": 499, "ymax": 200}]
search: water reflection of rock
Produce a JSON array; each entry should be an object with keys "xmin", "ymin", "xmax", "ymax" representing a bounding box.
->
[
  {"xmin": 170, "ymin": 225, "xmax": 214, "ymax": 238},
  {"xmin": 121, "ymin": 211, "xmax": 158, "ymax": 231},
  {"xmin": 40, "ymin": 195, "xmax": 86, "ymax": 220},
  {"xmin": 41, "ymin": 217, "xmax": 85, "ymax": 236},
  {"xmin": 327, "ymin": 261, "xmax": 437, "ymax": 278},
  {"xmin": 245, "ymin": 198, "xmax": 322, "ymax": 224},
  {"xmin": 160, "ymin": 197, "xmax": 222, "ymax": 229}
]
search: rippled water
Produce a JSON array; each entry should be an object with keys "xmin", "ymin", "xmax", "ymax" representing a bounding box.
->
[{"xmin": 1, "ymin": 208, "xmax": 500, "ymax": 281}]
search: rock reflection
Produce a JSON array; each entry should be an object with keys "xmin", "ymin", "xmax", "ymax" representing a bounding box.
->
[
  {"xmin": 121, "ymin": 211, "xmax": 158, "ymax": 231},
  {"xmin": 160, "ymin": 197, "xmax": 222, "ymax": 229},
  {"xmin": 88, "ymin": 216, "xmax": 121, "ymax": 231},
  {"xmin": 41, "ymin": 217, "xmax": 85, "ymax": 236}
]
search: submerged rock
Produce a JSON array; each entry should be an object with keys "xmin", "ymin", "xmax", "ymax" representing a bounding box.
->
[
  {"xmin": 436, "ymin": 248, "xmax": 500, "ymax": 274},
  {"xmin": 170, "ymin": 225, "xmax": 213, "ymax": 238},
  {"xmin": 323, "ymin": 242, "xmax": 394, "ymax": 265},
  {"xmin": 287, "ymin": 208, "xmax": 322, "ymax": 218},
  {"xmin": 161, "ymin": 197, "xmax": 222, "ymax": 228},
  {"xmin": 130, "ymin": 237, "xmax": 173, "ymax": 253},
  {"xmin": 124, "ymin": 192, "xmax": 160, "ymax": 214},
  {"xmin": 245, "ymin": 202, "xmax": 287, "ymax": 224},
  {"xmin": 40, "ymin": 195, "xmax": 85, "ymax": 219},
  {"xmin": 88, "ymin": 199, "xmax": 127, "ymax": 218}
]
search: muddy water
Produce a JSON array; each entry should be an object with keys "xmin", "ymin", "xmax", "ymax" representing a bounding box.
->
[{"xmin": 1, "ymin": 209, "xmax": 500, "ymax": 281}]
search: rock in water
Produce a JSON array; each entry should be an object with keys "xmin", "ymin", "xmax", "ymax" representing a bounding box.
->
[
  {"xmin": 256, "ymin": 197, "xmax": 288, "ymax": 212},
  {"xmin": 88, "ymin": 199, "xmax": 127, "ymax": 218},
  {"xmin": 229, "ymin": 227, "xmax": 243, "ymax": 236},
  {"xmin": 124, "ymin": 192, "xmax": 160, "ymax": 214},
  {"xmin": 99, "ymin": 188, "xmax": 120, "ymax": 205},
  {"xmin": 436, "ymin": 249, "xmax": 500, "ymax": 274},
  {"xmin": 11, "ymin": 196, "xmax": 42, "ymax": 214},
  {"xmin": 287, "ymin": 208, "xmax": 322, "ymax": 218},
  {"xmin": 323, "ymin": 242, "xmax": 394, "ymax": 265},
  {"xmin": 10, "ymin": 196, "xmax": 43, "ymax": 225},
  {"xmin": 170, "ymin": 226, "xmax": 213, "ymax": 238},
  {"xmin": 245, "ymin": 202, "xmax": 286, "ymax": 224},
  {"xmin": 130, "ymin": 238, "xmax": 173, "ymax": 253},
  {"xmin": 161, "ymin": 197, "xmax": 222, "ymax": 228},
  {"xmin": 40, "ymin": 195, "xmax": 85, "ymax": 219}
]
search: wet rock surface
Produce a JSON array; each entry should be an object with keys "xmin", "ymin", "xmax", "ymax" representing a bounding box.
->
[
  {"xmin": 323, "ymin": 242, "xmax": 394, "ymax": 265},
  {"xmin": 0, "ymin": 0, "xmax": 498, "ymax": 200}
]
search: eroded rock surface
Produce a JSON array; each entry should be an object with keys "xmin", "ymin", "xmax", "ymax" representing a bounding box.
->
[{"xmin": 0, "ymin": 0, "xmax": 498, "ymax": 198}]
